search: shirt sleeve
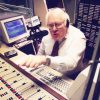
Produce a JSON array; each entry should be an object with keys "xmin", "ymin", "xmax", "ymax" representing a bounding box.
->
[{"xmin": 37, "ymin": 38, "xmax": 46, "ymax": 55}]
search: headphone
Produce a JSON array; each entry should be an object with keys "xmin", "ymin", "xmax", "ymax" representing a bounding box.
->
[{"xmin": 66, "ymin": 19, "xmax": 69, "ymax": 28}]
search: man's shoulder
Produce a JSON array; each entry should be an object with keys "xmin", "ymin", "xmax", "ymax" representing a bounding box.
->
[
  {"xmin": 42, "ymin": 34, "xmax": 52, "ymax": 40},
  {"xmin": 69, "ymin": 25, "xmax": 81, "ymax": 32},
  {"xmin": 42, "ymin": 34, "xmax": 53, "ymax": 43},
  {"xmin": 69, "ymin": 25, "xmax": 86, "ymax": 38}
]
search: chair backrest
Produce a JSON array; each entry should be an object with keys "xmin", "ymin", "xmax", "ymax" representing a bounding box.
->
[{"xmin": 74, "ymin": 0, "xmax": 100, "ymax": 62}]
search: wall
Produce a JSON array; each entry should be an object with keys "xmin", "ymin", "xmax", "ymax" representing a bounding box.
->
[
  {"xmin": 33, "ymin": 0, "xmax": 48, "ymax": 26},
  {"xmin": 63, "ymin": 0, "xmax": 77, "ymax": 24}
]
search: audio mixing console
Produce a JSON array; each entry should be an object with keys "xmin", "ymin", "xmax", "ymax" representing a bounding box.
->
[{"xmin": 0, "ymin": 53, "xmax": 70, "ymax": 100}]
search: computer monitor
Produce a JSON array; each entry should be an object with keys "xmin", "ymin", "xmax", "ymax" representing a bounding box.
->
[
  {"xmin": 31, "ymin": 16, "xmax": 41, "ymax": 27},
  {"xmin": 0, "ymin": 15, "xmax": 29, "ymax": 44}
]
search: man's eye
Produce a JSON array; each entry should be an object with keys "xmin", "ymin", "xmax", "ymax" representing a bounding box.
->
[
  {"xmin": 48, "ymin": 24, "xmax": 54, "ymax": 27},
  {"xmin": 49, "ymin": 24, "xmax": 54, "ymax": 27},
  {"xmin": 55, "ymin": 23, "xmax": 61, "ymax": 26}
]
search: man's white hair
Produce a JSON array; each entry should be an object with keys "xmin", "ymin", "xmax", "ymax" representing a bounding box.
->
[{"xmin": 45, "ymin": 7, "xmax": 70, "ymax": 25}]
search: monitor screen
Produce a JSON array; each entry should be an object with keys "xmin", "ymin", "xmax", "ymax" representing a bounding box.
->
[
  {"xmin": 4, "ymin": 18, "xmax": 26, "ymax": 38},
  {"xmin": 0, "ymin": 15, "xmax": 29, "ymax": 44}
]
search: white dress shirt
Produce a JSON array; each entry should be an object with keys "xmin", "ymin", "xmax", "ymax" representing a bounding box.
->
[{"xmin": 37, "ymin": 25, "xmax": 86, "ymax": 74}]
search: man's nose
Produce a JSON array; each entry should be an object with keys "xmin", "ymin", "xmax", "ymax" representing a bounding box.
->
[{"xmin": 52, "ymin": 25, "xmax": 57, "ymax": 30}]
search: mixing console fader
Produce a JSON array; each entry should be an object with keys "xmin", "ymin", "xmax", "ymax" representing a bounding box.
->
[{"xmin": 0, "ymin": 53, "xmax": 68, "ymax": 100}]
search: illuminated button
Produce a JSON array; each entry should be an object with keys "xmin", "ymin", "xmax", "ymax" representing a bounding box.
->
[
  {"xmin": 10, "ymin": 88, "xmax": 16, "ymax": 93},
  {"xmin": 0, "ymin": 87, "xmax": 3, "ymax": 90}
]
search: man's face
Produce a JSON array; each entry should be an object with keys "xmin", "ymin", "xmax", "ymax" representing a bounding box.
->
[{"xmin": 47, "ymin": 14, "xmax": 68, "ymax": 41}]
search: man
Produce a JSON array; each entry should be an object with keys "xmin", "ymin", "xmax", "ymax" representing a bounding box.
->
[{"xmin": 19, "ymin": 8, "xmax": 86, "ymax": 75}]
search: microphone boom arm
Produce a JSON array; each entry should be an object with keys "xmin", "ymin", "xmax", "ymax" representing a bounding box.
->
[{"xmin": 0, "ymin": 2, "xmax": 33, "ymax": 18}]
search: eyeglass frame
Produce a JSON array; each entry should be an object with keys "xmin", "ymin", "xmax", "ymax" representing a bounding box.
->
[{"xmin": 47, "ymin": 20, "xmax": 65, "ymax": 29}]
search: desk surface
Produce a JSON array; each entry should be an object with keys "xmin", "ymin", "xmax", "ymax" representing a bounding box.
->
[{"xmin": 0, "ymin": 42, "xmax": 26, "ymax": 63}]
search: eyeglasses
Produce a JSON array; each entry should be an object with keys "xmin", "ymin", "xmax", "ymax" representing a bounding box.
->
[{"xmin": 47, "ymin": 21, "xmax": 65, "ymax": 29}]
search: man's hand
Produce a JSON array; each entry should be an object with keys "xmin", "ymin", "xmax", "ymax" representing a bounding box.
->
[{"xmin": 19, "ymin": 55, "xmax": 46, "ymax": 68}]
